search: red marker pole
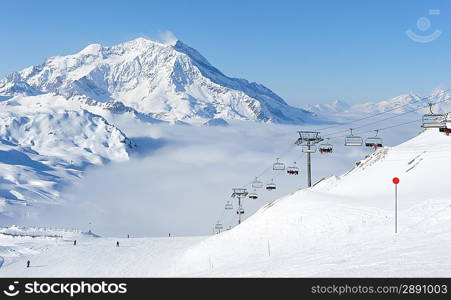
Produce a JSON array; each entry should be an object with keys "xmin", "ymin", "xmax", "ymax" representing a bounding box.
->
[{"xmin": 392, "ymin": 177, "xmax": 400, "ymax": 234}]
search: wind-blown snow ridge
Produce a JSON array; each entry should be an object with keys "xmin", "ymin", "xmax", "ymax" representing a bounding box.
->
[{"xmin": 0, "ymin": 37, "xmax": 315, "ymax": 124}]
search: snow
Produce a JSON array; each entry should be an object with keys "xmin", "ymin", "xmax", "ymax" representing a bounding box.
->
[
  {"xmin": 173, "ymin": 128, "xmax": 451, "ymax": 276},
  {"xmin": 0, "ymin": 227, "xmax": 204, "ymax": 277},
  {"xmin": 1, "ymin": 128, "xmax": 451, "ymax": 277}
]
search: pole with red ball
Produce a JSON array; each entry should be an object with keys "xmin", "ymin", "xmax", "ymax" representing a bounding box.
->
[{"xmin": 392, "ymin": 177, "xmax": 400, "ymax": 234}]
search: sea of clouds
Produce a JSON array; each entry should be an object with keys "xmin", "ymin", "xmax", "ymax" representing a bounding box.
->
[{"xmin": 20, "ymin": 115, "xmax": 420, "ymax": 237}]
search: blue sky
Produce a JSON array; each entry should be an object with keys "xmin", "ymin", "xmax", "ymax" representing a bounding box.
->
[{"xmin": 1, "ymin": 0, "xmax": 450, "ymax": 105}]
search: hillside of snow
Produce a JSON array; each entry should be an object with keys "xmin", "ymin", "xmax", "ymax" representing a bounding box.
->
[
  {"xmin": 174, "ymin": 128, "xmax": 451, "ymax": 276},
  {"xmin": 0, "ymin": 105, "xmax": 133, "ymax": 220},
  {"xmin": 1, "ymin": 128, "xmax": 451, "ymax": 277},
  {"xmin": 0, "ymin": 38, "xmax": 315, "ymax": 125}
]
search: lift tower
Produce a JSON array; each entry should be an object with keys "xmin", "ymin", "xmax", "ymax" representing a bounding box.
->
[
  {"xmin": 295, "ymin": 131, "xmax": 323, "ymax": 187},
  {"xmin": 231, "ymin": 188, "xmax": 248, "ymax": 224}
]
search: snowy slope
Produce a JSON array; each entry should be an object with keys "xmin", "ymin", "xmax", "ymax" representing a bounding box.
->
[
  {"xmin": 0, "ymin": 226, "xmax": 204, "ymax": 277},
  {"xmin": 0, "ymin": 38, "xmax": 315, "ymax": 125},
  {"xmin": 171, "ymin": 130, "xmax": 451, "ymax": 276},
  {"xmin": 0, "ymin": 104, "xmax": 133, "ymax": 220},
  {"xmin": 175, "ymin": 128, "xmax": 451, "ymax": 276},
  {"xmin": 1, "ymin": 128, "xmax": 451, "ymax": 277}
]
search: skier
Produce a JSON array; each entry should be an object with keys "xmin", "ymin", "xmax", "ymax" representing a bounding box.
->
[
  {"xmin": 73, "ymin": 240, "xmax": 77, "ymax": 246},
  {"xmin": 116, "ymin": 241, "xmax": 120, "ymax": 247},
  {"xmin": 168, "ymin": 233, "xmax": 171, "ymax": 237},
  {"xmin": 127, "ymin": 234, "xmax": 129, "ymax": 238},
  {"xmin": 27, "ymin": 260, "xmax": 30, "ymax": 268}
]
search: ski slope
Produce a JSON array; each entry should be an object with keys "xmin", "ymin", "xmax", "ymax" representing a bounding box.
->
[
  {"xmin": 1, "ymin": 128, "xmax": 451, "ymax": 277},
  {"xmin": 0, "ymin": 226, "xmax": 204, "ymax": 277}
]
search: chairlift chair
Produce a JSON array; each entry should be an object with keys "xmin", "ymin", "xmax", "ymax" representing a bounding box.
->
[
  {"xmin": 236, "ymin": 208, "xmax": 245, "ymax": 215},
  {"xmin": 319, "ymin": 138, "xmax": 333, "ymax": 154},
  {"xmin": 439, "ymin": 113, "xmax": 451, "ymax": 135},
  {"xmin": 345, "ymin": 129, "xmax": 363, "ymax": 146},
  {"xmin": 272, "ymin": 158, "xmax": 285, "ymax": 171},
  {"xmin": 248, "ymin": 190, "xmax": 258, "ymax": 200},
  {"xmin": 224, "ymin": 201, "xmax": 233, "ymax": 210},
  {"xmin": 421, "ymin": 103, "xmax": 446, "ymax": 129},
  {"xmin": 266, "ymin": 179, "xmax": 276, "ymax": 191},
  {"xmin": 215, "ymin": 221, "xmax": 223, "ymax": 230},
  {"xmin": 251, "ymin": 177, "xmax": 263, "ymax": 189},
  {"xmin": 287, "ymin": 162, "xmax": 299, "ymax": 175},
  {"xmin": 439, "ymin": 127, "xmax": 451, "ymax": 136},
  {"xmin": 365, "ymin": 130, "xmax": 383, "ymax": 148}
]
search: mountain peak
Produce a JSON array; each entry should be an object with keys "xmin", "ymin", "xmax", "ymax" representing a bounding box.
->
[
  {"xmin": 79, "ymin": 43, "xmax": 103, "ymax": 56},
  {"xmin": 117, "ymin": 37, "xmax": 166, "ymax": 51}
]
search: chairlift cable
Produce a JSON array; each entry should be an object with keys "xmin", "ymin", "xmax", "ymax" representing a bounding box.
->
[
  {"xmin": 312, "ymin": 89, "xmax": 451, "ymax": 133},
  {"xmin": 239, "ymin": 93, "xmax": 449, "ymax": 193},
  {"xmin": 326, "ymin": 119, "xmax": 422, "ymax": 141},
  {"xmin": 321, "ymin": 96, "xmax": 449, "ymax": 139}
]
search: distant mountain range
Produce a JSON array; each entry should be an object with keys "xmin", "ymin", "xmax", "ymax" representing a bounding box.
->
[{"xmin": 302, "ymin": 89, "xmax": 451, "ymax": 122}]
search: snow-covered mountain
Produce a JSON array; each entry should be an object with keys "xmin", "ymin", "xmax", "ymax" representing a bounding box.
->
[
  {"xmin": 0, "ymin": 102, "xmax": 134, "ymax": 219},
  {"xmin": 0, "ymin": 38, "xmax": 314, "ymax": 124},
  {"xmin": 303, "ymin": 89, "xmax": 451, "ymax": 121},
  {"xmin": 0, "ymin": 37, "xmax": 320, "ymax": 220}
]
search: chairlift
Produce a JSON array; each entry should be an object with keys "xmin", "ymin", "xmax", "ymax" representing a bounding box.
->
[
  {"xmin": 421, "ymin": 103, "xmax": 446, "ymax": 129},
  {"xmin": 439, "ymin": 127, "xmax": 451, "ymax": 136},
  {"xmin": 365, "ymin": 130, "xmax": 383, "ymax": 148},
  {"xmin": 319, "ymin": 138, "xmax": 333, "ymax": 154},
  {"xmin": 345, "ymin": 129, "xmax": 363, "ymax": 146},
  {"xmin": 231, "ymin": 188, "xmax": 248, "ymax": 198},
  {"xmin": 266, "ymin": 179, "xmax": 276, "ymax": 191},
  {"xmin": 302, "ymin": 144, "xmax": 316, "ymax": 153},
  {"xmin": 287, "ymin": 162, "xmax": 299, "ymax": 175},
  {"xmin": 225, "ymin": 201, "xmax": 233, "ymax": 210},
  {"xmin": 249, "ymin": 190, "xmax": 258, "ymax": 200},
  {"xmin": 273, "ymin": 158, "xmax": 285, "ymax": 171},
  {"xmin": 215, "ymin": 221, "xmax": 223, "ymax": 230},
  {"xmin": 439, "ymin": 113, "xmax": 451, "ymax": 135},
  {"xmin": 251, "ymin": 177, "xmax": 263, "ymax": 189}
]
